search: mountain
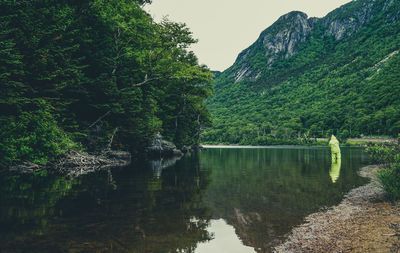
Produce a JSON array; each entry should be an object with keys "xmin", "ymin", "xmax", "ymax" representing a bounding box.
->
[
  {"xmin": 202, "ymin": 0, "xmax": 400, "ymax": 145},
  {"xmin": 211, "ymin": 70, "xmax": 222, "ymax": 78}
]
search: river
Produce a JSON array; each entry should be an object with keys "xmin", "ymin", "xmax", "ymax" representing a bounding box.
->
[{"xmin": 0, "ymin": 146, "xmax": 370, "ymax": 253}]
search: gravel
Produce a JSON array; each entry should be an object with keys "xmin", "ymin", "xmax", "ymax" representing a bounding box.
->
[{"xmin": 273, "ymin": 165, "xmax": 400, "ymax": 253}]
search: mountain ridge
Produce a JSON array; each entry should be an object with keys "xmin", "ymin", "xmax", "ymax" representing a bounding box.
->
[
  {"xmin": 203, "ymin": 0, "xmax": 400, "ymax": 144},
  {"xmin": 229, "ymin": 0, "xmax": 397, "ymax": 84}
]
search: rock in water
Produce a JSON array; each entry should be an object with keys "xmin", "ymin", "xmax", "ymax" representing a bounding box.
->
[{"xmin": 146, "ymin": 133, "xmax": 183, "ymax": 157}]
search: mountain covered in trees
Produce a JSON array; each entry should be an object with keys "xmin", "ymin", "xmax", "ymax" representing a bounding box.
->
[
  {"xmin": 202, "ymin": 0, "xmax": 400, "ymax": 145},
  {"xmin": 0, "ymin": 0, "xmax": 212, "ymax": 166}
]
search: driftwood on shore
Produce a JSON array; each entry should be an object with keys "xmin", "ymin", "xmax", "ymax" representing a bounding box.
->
[
  {"xmin": 54, "ymin": 150, "xmax": 131, "ymax": 178},
  {"xmin": 9, "ymin": 150, "xmax": 131, "ymax": 178},
  {"xmin": 9, "ymin": 161, "xmax": 42, "ymax": 173}
]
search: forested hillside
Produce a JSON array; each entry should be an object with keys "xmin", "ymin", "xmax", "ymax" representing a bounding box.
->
[
  {"xmin": 0, "ymin": 0, "xmax": 212, "ymax": 166},
  {"xmin": 202, "ymin": 0, "xmax": 400, "ymax": 145}
]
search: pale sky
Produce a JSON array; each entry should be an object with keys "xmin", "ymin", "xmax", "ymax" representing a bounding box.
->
[{"xmin": 145, "ymin": 0, "xmax": 353, "ymax": 71}]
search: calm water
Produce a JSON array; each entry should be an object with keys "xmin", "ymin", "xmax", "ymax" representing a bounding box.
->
[{"xmin": 0, "ymin": 147, "xmax": 369, "ymax": 253}]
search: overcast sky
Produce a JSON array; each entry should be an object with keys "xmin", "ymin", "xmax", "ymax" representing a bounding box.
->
[{"xmin": 145, "ymin": 0, "xmax": 353, "ymax": 71}]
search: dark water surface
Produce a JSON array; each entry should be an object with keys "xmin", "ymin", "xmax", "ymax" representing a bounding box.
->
[{"xmin": 0, "ymin": 147, "xmax": 369, "ymax": 253}]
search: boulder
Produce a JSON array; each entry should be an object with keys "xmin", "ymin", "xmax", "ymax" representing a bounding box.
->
[
  {"xmin": 191, "ymin": 143, "xmax": 204, "ymax": 151},
  {"xmin": 173, "ymin": 148, "xmax": 183, "ymax": 156},
  {"xmin": 146, "ymin": 133, "xmax": 183, "ymax": 157},
  {"xmin": 181, "ymin": 145, "xmax": 193, "ymax": 154}
]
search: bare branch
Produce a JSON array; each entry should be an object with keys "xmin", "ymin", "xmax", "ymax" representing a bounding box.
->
[
  {"xmin": 132, "ymin": 74, "xmax": 162, "ymax": 87},
  {"xmin": 106, "ymin": 127, "xmax": 119, "ymax": 151},
  {"xmin": 86, "ymin": 110, "xmax": 111, "ymax": 130}
]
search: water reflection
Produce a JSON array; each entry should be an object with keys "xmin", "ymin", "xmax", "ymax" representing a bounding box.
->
[
  {"xmin": 0, "ymin": 155, "xmax": 213, "ymax": 253},
  {"xmin": 330, "ymin": 156, "xmax": 342, "ymax": 183},
  {"xmin": 195, "ymin": 219, "xmax": 256, "ymax": 253},
  {"xmin": 149, "ymin": 156, "xmax": 182, "ymax": 178},
  {"xmin": 0, "ymin": 147, "xmax": 369, "ymax": 253},
  {"xmin": 199, "ymin": 147, "xmax": 369, "ymax": 252}
]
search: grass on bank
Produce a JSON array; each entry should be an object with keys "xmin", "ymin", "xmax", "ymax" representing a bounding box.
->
[{"xmin": 366, "ymin": 135, "xmax": 400, "ymax": 201}]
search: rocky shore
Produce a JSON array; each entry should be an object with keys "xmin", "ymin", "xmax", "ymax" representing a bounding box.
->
[{"xmin": 273, "ymin": 165, "xmax": 400, "ymax": 252}]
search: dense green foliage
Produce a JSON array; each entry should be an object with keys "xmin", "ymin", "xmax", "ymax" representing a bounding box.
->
[
  {"xmin": 202, "ymin": 0, "xmax": 400, "ymax": 145},
  {"xmin": 0, "ymin": 100, "xmax": 76, "ymax": 165},
  {"xmin": 367, "ymin": 136, "xmax": 400, "ymax": 200},
  {"xmin": 0, "ymin": 0, "xmax": 212, "ymax": 166},
  {"xmin": 378, "ymin": 165, "xmax": 400, "ymax": 201}
]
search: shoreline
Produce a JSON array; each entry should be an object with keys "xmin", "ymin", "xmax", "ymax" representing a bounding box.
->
[
  {"xmin": 202, "ymin": 137, "xmax": 396, "ymax": 149},
  {"xmin": 202, "ymin": 144, "xmax": 328, "ymax": 149},
  {"xmin": 273, "ymin": 165, "xmax": 400, "ymax": 252}
]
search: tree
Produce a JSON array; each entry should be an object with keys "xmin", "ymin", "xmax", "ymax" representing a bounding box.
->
[{"xmin": 0, "ymin": 0, "xmax": 213, "ymax": 165}]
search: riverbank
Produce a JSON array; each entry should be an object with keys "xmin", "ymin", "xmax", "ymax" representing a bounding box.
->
[
  {"xmin": 273, "ymin": 165, "xmax": 400, "ymax": 253},
  {"xmin": 202, "ymin": 137, "xmax": 396, "ymax": 148},
  {"xmin": 324, "ymin": 137, "xmax": 396, "ymax": 146},
  {"xmin": 202, "ymin": 145, "xmax": 327, "ymax": 149}
]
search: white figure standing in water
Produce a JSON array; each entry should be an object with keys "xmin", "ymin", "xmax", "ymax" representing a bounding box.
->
[
  {"xmin": 329, "ymin": 135, "xmax": 341, "ymax": 183},
  {"xmin": 329, "ymin": 135, "xmax": 341, "ymax": 162}
]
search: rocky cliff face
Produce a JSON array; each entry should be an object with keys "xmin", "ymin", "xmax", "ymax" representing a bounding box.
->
[
  {"xmin": 239, "ymin": 11, "xmax": 313, "ymax": 62},
  {"xmin": 321, "ymin": 0, "xmax": 394, "ymax": 40},
  {"xmin": 233, "ymin": 11, "xmax": 313, "ymax": 82},
  {"xmin": 262, "ymin": 12, "xmax": 312, "ymax": 59},
  {"xmin": 230, "ymin": 0, "xmax": 397, "ymax": 83}
]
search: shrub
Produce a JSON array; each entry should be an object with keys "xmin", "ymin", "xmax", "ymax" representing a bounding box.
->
[
  {"xmin": 366, "ymin": 135, "xmax": 400, "ymax": 201},
  {"xmin": 0, "ymin": 100, "xmax": 75, "ymax": 166},
  {"xmin": 378, "ymin": 164, "xmax": 400, "ymax": 200}
]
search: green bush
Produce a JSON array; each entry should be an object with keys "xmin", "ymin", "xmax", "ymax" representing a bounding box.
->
[
  {"xmin": 366, "ymin": 142, "xmax": 399, "ymax": 166},
  {"xmin": 0, "ymin": 100, "xmax": 75, "ymax": 166},
  {"xmin": 378, "ymin": 164, "xmax": 400, "ymax": 201},
  {"xmin": 366, "ymin": 135, "xmax": 400, "ymax": 201}
]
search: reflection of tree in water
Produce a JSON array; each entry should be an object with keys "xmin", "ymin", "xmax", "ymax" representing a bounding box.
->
[
  {"xmin": 200, "ymin": 148, "xmax": 368, "ymax": 252},
  {"xmin": 0, "ymin": 171, "xmax": 83, "ymax": 235},
  {"xmin": 0, "ymin": 153, "xmax": 213, "ymax": 253}
]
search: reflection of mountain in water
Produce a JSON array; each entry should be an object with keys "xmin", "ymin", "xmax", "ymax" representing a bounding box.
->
[
  {"xmin": 0, "ymin": 154, "xmax": 213, "ymax": 253},
  {"xmin": 0, "ymin": 148, "xmax": 369, "ymax": 253},
  {"xmin": 200, "ymin": 148, "xmax": 369, "ymax": 252}
]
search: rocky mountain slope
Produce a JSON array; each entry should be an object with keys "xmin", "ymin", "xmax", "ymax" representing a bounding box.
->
[{"xmin": 203, "ymin": 0, "xmax": 400, "ymax": 144}]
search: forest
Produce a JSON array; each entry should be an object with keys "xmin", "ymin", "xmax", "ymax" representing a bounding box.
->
[
  {"xmin": 0, "ymin": 1, "xmax": 399, "ymax": 251},
  {"xmin": 0, "ymin": 0, "xmax": 213, "ymax": 167},
  {"xmin": 2, "ymin": 0, "xmax": 400, "ymax": 167}
]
